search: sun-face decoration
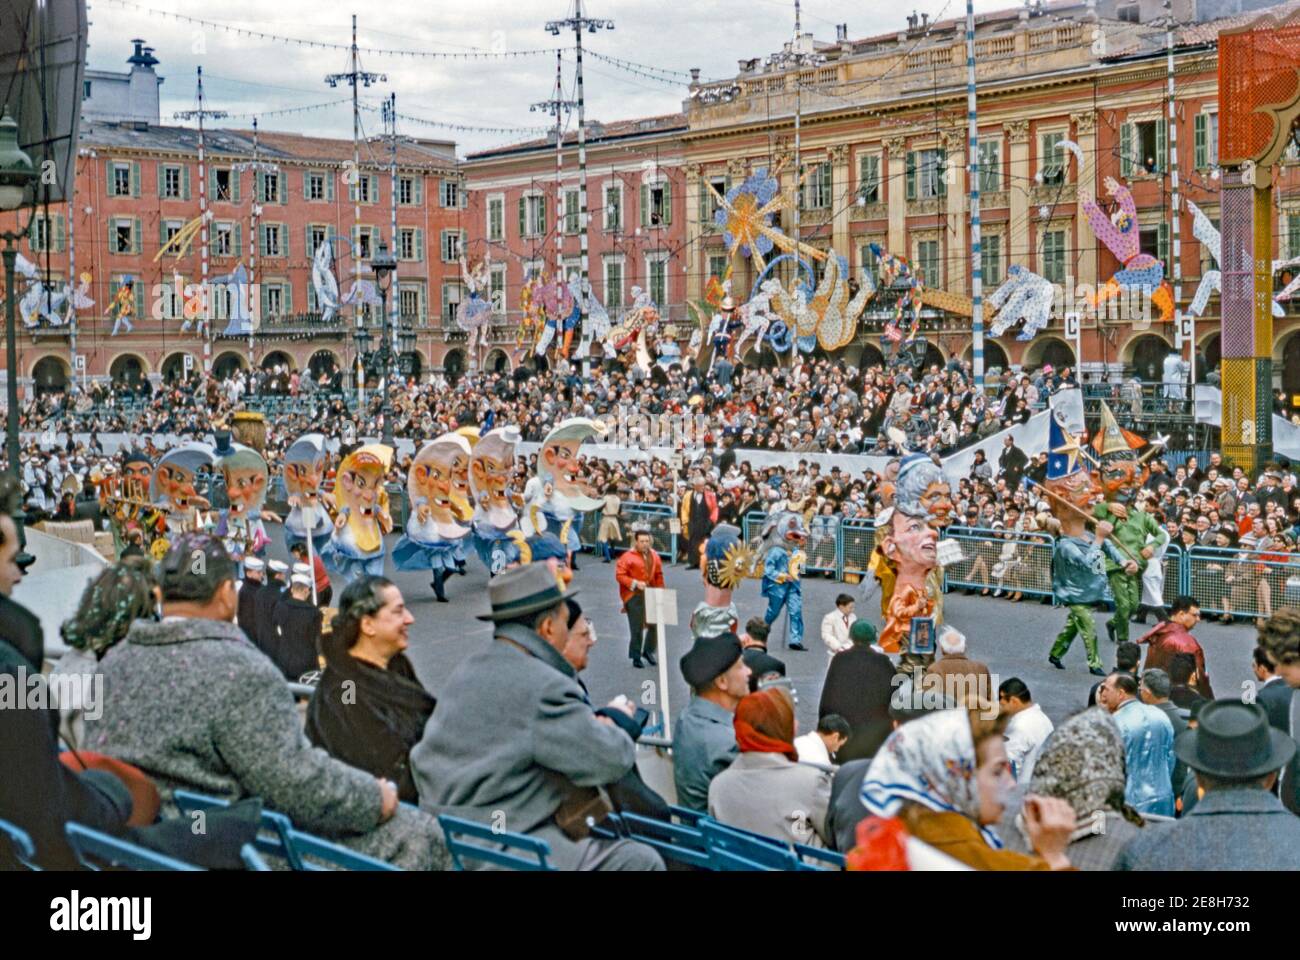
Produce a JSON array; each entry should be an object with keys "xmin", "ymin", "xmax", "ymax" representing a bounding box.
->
[{"xmin": 707, "ymin": 161, "xmax": 826, "ymax": 274}]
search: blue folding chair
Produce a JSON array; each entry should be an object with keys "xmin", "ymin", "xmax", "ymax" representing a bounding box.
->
[
  {"xmin": 65, "ymin": 823, "xmax": 202, "ymax": 871},
  {"xmin": 0, "ymin": 818, "xmax": 40, "ymax": 870},
  {"xmin": 282, "ymin": 828, "xmax": 402, "ymax": 872},
  {"xmin": 240, "ymin": 843, "xmax": 272, "ymax": 871},
  {"xmin": 698, "ymin": 816, "xmax": 843, "ymax": 871},
  {"xmin": 437, "ymin": 814, "xmax": 555, "ymax": 871},
  {"xmin": 173, "ymin": 789, "xmax": 300, "ymax": 869},
  {"xmin": 699, "ymin": 819, "xmax": 802, "ymax": 871},
  {"xmin": 613, "ymin": 811, "xmax": 712, "ymax": 869}
]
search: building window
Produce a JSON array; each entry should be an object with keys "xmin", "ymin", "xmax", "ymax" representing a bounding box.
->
[
  {"xmin": 857, "ymin": 155, "xmax": 880, "ymax": 205},
  {"xmin": 1040, "ymin": 131, "xmax": 1067, "ymax": 186},
  {"xmin": 489, "ymin": 264, "xmax": 506, "ymax": 314},
  {"xmin": 707, "ymin": 253, "xmax": 729, "ymax": 282},
  {"xmin": 981, "ymin": 234, "xmax": 1003, "ymax": 288},
  {"xmin": 564, "ymin": 189, "xmax": 580, "ymax": 234},
  {"xmin": 83, "ymin": 80, "xmax": 91, "ymax": 100},
  {"xmin": 916, "ymin": 239, "xmax": 940, "ymax": 286},
  {"xmin": 266, "ymin": 285, "xmax": 283, "ymax": 317},
  {"xmin": 440, "ymin": 179, "xmax": 460, "ymax": 208},
  {"xmin": 1194, "ymin": 112, "xmax": 1219, "ymax": 169},
  {"xmin": 488, "ymin": 196, "xmax": 504, "ymax": 241},
  {"xmin": 978, "ymin": 141, "xmax": 1001, "ymax": 194},
  {"xmin": 399, "ymin": 228, "xmax": 423, "ymax": 261},
  {"xmin": 356, "ymin": 175, "xmax": 373, "ymax": 204},
  {"xmin": 214, "ymin": 168, "xmax": 233, "ymax": 202},
  {"xmin": 441, "ymin": 230, "xmax": 464, "ymax": 263},
  {"xmin": 399, "ymin": 285, "xmax": 423, "ymax": 319},
  {"xmin": 1042, "ymin": 229, "xmax": 1067, "ymax": 284},
  {"xmin": 162, "ymin": 165, "xmax": 182, "ymax": 199},
  {"xmin": 357, "ymin": 229, "xmax": 373, "ymax": 261},
  {"xmin": 261, "ymin": 171, "xmax": 280, "ymax": 204},
  {"xmin": 520, "ymin": 194, "xmax": 546, "ymax": 237},
  {"xmin": 1122, "ymin": 119, "xmax": 1166, "ymax": 177},
  {"xmin": 441, "ymin": 282, "xmax": 462, "ymax": 325},
  {"xmin": 801, "ymin": 161, "xmax": 832, "ymax": 210},
  {"xmin": 906, "ymin": 149, "xmax": 947, "ymax": 201},
  {"xmin": 308, "ymin": 173, "xmax": 326, "ymax": 201},
  {"xmin": 604, "ymin": 257, "xmax": 624, "ymax": 311},
  {"xmin": 859, "ymin": 243, "xmax": 880, "ymax": 285},
  {"xmin": 605, "ymin": 185, "xmax": 623, "ymax": 231},
  {"xmin": 399, "ymin": 177, "xmax": 414, "ymax": 205},
  {"xmin": 162, "ymin": 220, "xmax": 183, "ymax": 248},
  {"xmin": 1139, "ymin": 223, "xmax": 1169, "ymax": 274},
  {"xmin": 262, "ymin": 224, "xmax": 283, "ymax": 258},
  {"xmin": 309, "ymin": 225, "xmax": 329, "ymax": 256},
  {"xmin": 113, "ymin": 218, "xmax": 134, "ymax": 254},
  {"xmin": 642, "ymin": 180, "xmax": 672, "ymax": 228},
  {"xmin": 214, "ymin": 222, "xmax": 234, "ymax": 257},
  {"xmin": 111, "ymin": 163, "xmax": 132, "ymax": 197},
  {"xmin": 31, "ymin": 216, "xmax": 53, "ymax": 252},
  {"xmin": 1118, "ymin": 4, "xmax": 1140, "ymax": 23},
  {"xmin": 647, "ymin": 256, "xmax": 667, "ymax": 306}
]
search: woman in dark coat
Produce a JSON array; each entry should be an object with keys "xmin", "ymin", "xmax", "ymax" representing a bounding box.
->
[
  {"xmin": 818, "ymin": 619, "xmax": 897, "ymax": 762},
  {"xmin": 305, "ymin": 576, "xmax": 436, "ymax": 803}
]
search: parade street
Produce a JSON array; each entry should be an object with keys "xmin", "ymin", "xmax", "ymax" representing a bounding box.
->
[{"xmin": 267, "ymin": 537, "xmax": 1263, "ymax": 734}]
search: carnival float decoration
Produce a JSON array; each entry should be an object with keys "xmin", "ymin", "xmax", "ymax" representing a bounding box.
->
[
  {"xmin": 109, "ymin": 277, "xmax": 136, "ymax": 336},
  {"xmin": 393, "ymin": 432, "xmax": 474, "ymax": 600},
  {"xmin": 689, "ymin": 523, "xmax": 744, "ymax": 640},
  {"xmin": 97, "ymin": 448, "xmax": 167, "ymax": 558},
  {"xmin": 986, "ymin": 265, "xmax": 1057, "ymax": 340},
  {"xmin": 1083, "ymin": 176, "xmax": 1175, "ymax": 325},
  {"xmin": 457, "ymin": 252, "xmax": 495, "ymax": 361},
  {"xmin": 1186, "ymin": 199, "xmax": 1298, "ymax": 318},
  {"xmin": 469, "ymin": 425, "xmax": 524, "ymax": 574},
  {"xmin": 151, "ymin": 442, "xmax": 216, "ymax": 538},
  {"xmin": 522, "ymin": 417, "xmax": 608, "ymax": 558},
  {"xmin": 282, "ymin": 433, "xmax": 333, "ymax": 552},
  {"xmin": 213, "ymin": 431, "xmax": 273, "ymax": 570},
  {"xmin": 321, "ymin": 443, "xmax": 394, "ymax": 587}
]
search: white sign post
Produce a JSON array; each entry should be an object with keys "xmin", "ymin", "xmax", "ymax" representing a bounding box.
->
[
  {"xmin": 300, "ymin": 503, "xmax": 319, "ymax": 606},
  {"xmin": 644, "ymin": 587, "xmax": 678, "ymax": 740},
  {"xmin": 1064, "ymin": 311, "xmax": 1082, "ymax": 372}
]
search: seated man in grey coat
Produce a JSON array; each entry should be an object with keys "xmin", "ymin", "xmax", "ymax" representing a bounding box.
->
[
  {"xmin": 411, "ymin": 564, "xmax": 663, "ymax": 871},
  {"xmin": 1116, "ymin": 700, "xmax": 1300, "ymax": 870},
  {"xmin": 672, "ymin": 632, "xmax": 752, "ymax": 812},
  {"xmin": 84, "ymin": 534, "xmax": 447, "ymax": 870}
]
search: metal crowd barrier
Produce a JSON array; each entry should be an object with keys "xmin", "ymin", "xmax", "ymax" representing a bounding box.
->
[
  {"xmin": 582, "ymin": 503, "xmax": 676, "ymax": 560},
  {"xmin": 840, "ymin": 518, "xmax": 876, "ymax": 580},
  {"xmin": 941, "ymin": 526, "xmax": 1056, "ymax": 600},
  {"xmin": 1186, "ymin": 545, "xmax": 1300, "ymax": 620}
]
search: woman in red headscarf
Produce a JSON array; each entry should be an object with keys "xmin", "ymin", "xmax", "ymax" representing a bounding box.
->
[{"xmin": 706, "ymin": 686, "xmax": 833, "ymax": 847}]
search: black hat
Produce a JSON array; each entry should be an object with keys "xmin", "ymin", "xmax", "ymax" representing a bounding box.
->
[
  {"xmin": 680, "ymin": 632, "xmax": 743, "ymax": 689},
  {"xmin": 1174, "ymin": 700, "xmax": 1296, "ymax": 779}
]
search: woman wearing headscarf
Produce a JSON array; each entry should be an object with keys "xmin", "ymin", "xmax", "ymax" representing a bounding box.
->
[
  {"xmin": 707, "ymin": 686, "xmax": 833, "ymax": 847},
  {"xmin": 306, "ymin": 576, "xmax": 436, "ymax": 803},
  {"xmin": 997, "ymin": 708, "xmax": 1145, "ymax": 871},
  {"xmin": 858, "ymin": 707, "xmax": 1077, "ymax": 870},
  {"xmin": 54, "ymin": 557, "xmax": 160, "ymax": 750}
]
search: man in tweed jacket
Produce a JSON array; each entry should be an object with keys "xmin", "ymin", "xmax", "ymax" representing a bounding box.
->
[{"xmin": 84, "ymin": 534, "xmax": 447, "ymax": 870}]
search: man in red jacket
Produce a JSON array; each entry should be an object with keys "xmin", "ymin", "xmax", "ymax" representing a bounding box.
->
[
  {"xmin": 1137, "ymin": 594, "xmax": 1213, "ymax": 699},
  {"xmin": 616, "ymin": 528, "xmax": 665, "ymax": 668}
]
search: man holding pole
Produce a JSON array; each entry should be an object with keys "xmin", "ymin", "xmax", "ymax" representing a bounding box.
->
[
  {"xmin": 1090, "ymin": 403, "xmax": 1167, "ymax": 645},
  {"xmin": 1036, "ymin": 414, "xmax": 1123, "ymax": 677}
]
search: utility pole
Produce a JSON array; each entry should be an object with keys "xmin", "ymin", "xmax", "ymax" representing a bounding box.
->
[
  {"xmin": 173, "ymin": 66, "xmax": 227, "ymax": 378},
  {"xmin": 532, "ymin": 51, "xmax": 576, "ymax": 303},
  {"xmin": 965, "ymin": 0, "xmax": 985, "ymax": 391},
  {"xmin": 234, "ymin": 118, "xmax": 279, "ymax": 373},
  {"xmin": 546, "ymin": 1, "xmax": 613, "ymax": 378},
  {"xmin": 370, "ymin": 94, "xmax": 415, "ymax": 396},
  {"xmin": 1164, "ymin": 7, "xmax": 1188, "ymax": 390},
  {"xmin": 326, "ymin": 13, "xmax": 385, "ymax": 410}
]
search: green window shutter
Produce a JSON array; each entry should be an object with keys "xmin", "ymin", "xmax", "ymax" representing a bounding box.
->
[
  {"xmin": 303, "ymin": 171, "xmax": 311, "ymax": 199},
  {"xmin": 369, "ymin": 174, "xmax": 378, "ymax": 204},
  {"xmin": 208, "ymin": 168, "xmax": 217, "ymax": 202},
  {"xmin": 937, "ymin": 150, "xmax": 947, "ymax": 198},
  {"xmin": 1288, "ymin": 214, "xmax": 1300, "ymax": 259},
  {"xmin": 283, "ymin": 224, "xmax": 290, "ymax": 260},
  {"xmin": 305, "ymin": 224, "xmax": 313, "ymax": 255},
  {"xmin": 662, "ymin": 179, "xmax": 673, "ymax": 225},
  {"xmin": 134, "ymin": 282, "xmax": 145, "ymax": 319},
  {"xmin": 284, "ymin": 281, "xmax": 293, "ymax": 314},
  {"xmin": 55, "ymin": 215, "xmax": 66, "ymax": 253},
  {"xmin": 279, "ymin": 171, "xmax": 288, "ymax": 205},
  {"xmin": 308, "ymin": 283, "xmax": 317, "ymax": 312},
  {"xmin": 698, "ymin": 180, "xmax": 710, "ymax": 224},
  {"xmin": 1121, "ymin": 123, "xmax": 1133, "ymax": 179},
  {"xmin": 159, "ymin": 220, "xmax": 167, "ymax": 247},
  {"xmin": 1156, "ymin": 118, "xmax": 1168, "ymax": 174},
  {"xmin": 234, "ymin": 223, "xmax": 243, "ymax": 259},
  {"xmin": 326, "ymin": 172, "xmax": 335, "ymax": 202},
  {"xmin": 640, "ymin": 184, "xmax": 649, "ymax": 227},
  {"xmin": 260, "ymin": 284, "xmax": 269, "ymax": 318},
  {"xmin": 257, "ymin": 172, "xmax": 266, "ymax": 204},
  {"xmin": 259, "ymin": 224, "xmax": 268, "ymax": 258},
  {"xmin": 133, "ymin": 217, "xmax": 142, "ymax": 255},
  {"xmin": 1194, "ymin": 113, "xmax": 1207, "ymax": 170},
  {"xmin": 414, "ymin": 175, "xmax": 424, "ymax": 205},
  {"xmin": 538, "ymin": 201, "xmax": 545, "ymax": 236},
  {"xmin": 131, "ymin": 161, "xmax": 141, "ymax": 198},
  {"xmin": 157, "ymin": 164, "xmax": 165, "ymax": 198},
  {"xmin": 182, "ymin": 165, "xmax": 191, "ymax": 201},
  {"xmin": 1158, "ymin": 221, "xmax": 1170, "ymax": 274},
  {"xmin": 518, "ymin": 197, "xmax": 527, "ymax": 237},
  {"xmin": 106, "ymin": 220, "xmax": 113, "ymax": 255},
  {"xmin": 905, "ymin": 152, "xmax": 917, "ymax": 201},
  {"xmin": 348, "ymin": 175, "xmax": 356, "ymax": 204},
  {"xmin": 415, "ymin": 228, "xmax": 424, "ymax": 262},
  {"xmin": 231, "ymin": 170, "xmax": 241, "ymax": 203}
]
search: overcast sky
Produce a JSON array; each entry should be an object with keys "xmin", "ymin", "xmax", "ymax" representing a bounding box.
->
[{"xmin": 88, "ymin": 0, "xmax": 1013, "ymax": 156}]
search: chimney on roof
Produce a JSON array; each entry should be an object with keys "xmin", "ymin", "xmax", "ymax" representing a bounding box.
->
[
  {"xmin": 690, "ymin": 67, "xmax": 700, "ymax": 84},
  {"xmin": 921, "ymin": 12, "xmax": 929, "ymax": 29},
  {"xmin": 836, "ymin": 23, "xmax": 848, "ymax": 42},
  {"xmin": 907, "ymin": 12, "xmax": 918, "ymax": 30}
]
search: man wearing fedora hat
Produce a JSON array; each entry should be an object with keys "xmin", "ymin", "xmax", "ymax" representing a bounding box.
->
[
  {"xmin": 1116, "ymin": 700, "xmax": 1300, "ymax": 870},
  {"xmin": 411, "ymin": 564, "xmax": 662, "ymax": 870}
]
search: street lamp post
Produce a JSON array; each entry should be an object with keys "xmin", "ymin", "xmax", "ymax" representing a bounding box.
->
[
  {"xmin": 370, "ymin": 239, "xmax": 397, "ymax": 448},
  {"xmin": 0, "ymin": 108, "xmax": 37, "ymax": 560}
]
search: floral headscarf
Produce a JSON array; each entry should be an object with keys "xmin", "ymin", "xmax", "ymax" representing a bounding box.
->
[
  {"xmin": 860, "ymin": 708, "xmax": 1002, "ymax": 848},
  {"xmin": 1028, "ymin": 707, "xmax": 1135, "ymax": 829}
]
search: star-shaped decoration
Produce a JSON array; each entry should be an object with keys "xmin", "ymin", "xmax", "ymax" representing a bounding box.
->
[{"xmin": 1052, "ymin": 422, "xmax": 1085, "ymax": 476}]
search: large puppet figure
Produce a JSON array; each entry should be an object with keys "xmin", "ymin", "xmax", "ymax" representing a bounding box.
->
[
  {"xmin": 213, "ymin": 432, "xmax": 274, "ymax": 570},
  {"xmin": 525, "ymin": 417, "xmax": 608, "ymax": 566},
  {"xmin": 690, "ymin": 523, "xmax": 744, "ymax": 640},
  {"xmin": 393, "ymin": 433, "xmax": 473, "ymax": 602},
  {"xmin": 470, "ymin": 426, "xmax": 523, "ymax": 575},
  {"xmin": 1041, "ymin": 413, "xmax": 1115, "ymax": 676},
  {"xmin": 876, "ymin": 507, "xmax": 939, "ymax": 671},
  {"xmin": 1083, "ymin": 176, "xmax": 1174, "ymax": 323},
  {"xmin": 283, "ymin": 433, "xmax": 333, "ymax": 553},
  {"xmin": 457, "ymin": 252, "xmax": 493, "ymax": 359},
  {"xmin": 760, "ymin": 510, "xmax": 809, "ymax": 651},
  {"xmin": 101, "ymin": 448, "xmax": 166, "ymax": 557},
  {"xmin": 151, "ymin": 442, "xmax": 215, "ymax": 537},
  {"xmin": 1089, "ymin": 402, "xmax": 1166, "ymax": 645},
  {"xmin": 321, "ymin": 444, "xmax": 394, "ymax": 587}
]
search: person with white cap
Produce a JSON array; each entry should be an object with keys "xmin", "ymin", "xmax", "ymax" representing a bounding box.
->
[
  {"xmin": 236, "ymin": 556, "xmax": 265, "ymax": 640},
  {"xmin": 252, "ymin": 559, "xmax": 289, "ymax": 650},
  {"xmin": 265, "ymin": 567, "xmax": 322, "ymax": 682}
]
